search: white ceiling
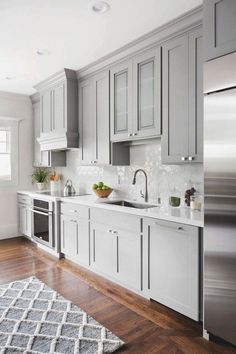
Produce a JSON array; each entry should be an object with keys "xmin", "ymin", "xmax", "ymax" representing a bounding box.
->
[{"xmin": 0, "ymin": 0, "xmax": 202, "ymax": 95}]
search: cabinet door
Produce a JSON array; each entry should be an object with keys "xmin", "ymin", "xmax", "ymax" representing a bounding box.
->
[
  {"xmin": 77, "ymin": 218, "xmax": 90, "ymax": 266},
  {"xmin": 110, "ymin": 60, "xmax": 133, "ymax": 141},
  {"xmin": 52, "ymin": 82, "xmax": 66, "ymax": 132},
  {"xmin": 143, "ymin": 219, "xmax": 199, "ymax": 320},
  {"xmin": 33, "ymin": 101, "xmax": 41, "ymax": 167},
  {"xmin": 116, "ymin": 229, "xmax": 143, "ymax": 291},
  {"xmin": 133, "ymin": 47, "xmax": 161, "ymax": 138},
  {"xmin": 79, "ymin": 79, "xmax": 95, "ymax": 164},
  {"xmin": 189, "ymin": 28, "xmax": 203, "ymax": 163},
  {"xmin": 19, "ymin": 205, "xmax": 30, "ymax": 236},
  {"xmin": 61, "ymin": 216, "xmax": 90, "ymax": 265},
  {"xmin": 90, "ymin": 221, "xmax": 116, "ymax": 277},
  {"xmin": 94, "ymin": 70, "xmax": 110, "ymax": 165},
  {"xmin": 161, "ymin": 34, "xmax": 189, "ymax": 164},
  {"xmin": 40, "ymin": 90, "xmax": 52, "ymax": 134},
  {"xmin": 204, "ymin": 0, "xmax": 236, "ymax": 61},
  {"xmin": 61, "ymin": 215, "xmax": 78, "ymax": 258}
]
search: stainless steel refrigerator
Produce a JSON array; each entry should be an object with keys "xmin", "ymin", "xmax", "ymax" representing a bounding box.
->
[{"xmin": 204, "ymin": 52, "xmax": 236, "ymax": 346}]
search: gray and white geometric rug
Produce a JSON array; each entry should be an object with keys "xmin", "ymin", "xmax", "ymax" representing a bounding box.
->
[{"xmin": 0, "ymin": 277, "xmax": 124, "ymax": 354}]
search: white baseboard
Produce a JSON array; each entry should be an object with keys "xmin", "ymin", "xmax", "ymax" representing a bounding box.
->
[{"xmin": 0, "ymin": 224, "xmax": 20, "ymax": 240}]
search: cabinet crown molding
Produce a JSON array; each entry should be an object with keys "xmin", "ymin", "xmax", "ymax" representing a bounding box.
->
[{"xmin": 34, "ymin": 68, "xmax": 77, "ymax": 92}]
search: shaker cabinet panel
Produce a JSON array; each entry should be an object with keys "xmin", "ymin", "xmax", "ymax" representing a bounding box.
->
[
  {"xmin": 90, "ymin": 221, "xmax": 116, "ymax": 277},
  {"xmin": 189, "ymin": 28, "xmax": 203, "ymax": 163},
  {"xmin": 116, "ymin": 230, "xmax": 143, "ymax": 291},
  {"xmin": 204, "ymin": 0, "xmax": 236, "ymax": 61},
  {"xmin": 41, "ymin": 90, "xmax": 52, "ymax": 134},
  {"xmin": 133, "ymin": 47, "xmax": 161, "ymax": 138},
  {"xmin": 61, "ymin": 215, "xmax": 78, "ymax": 258},
  {"xmin": 94, "ymin": 71, "xmax": 110, "ymax": 164},
  {"xmin": 162, "ymin": 34, "xmax": 189, "ymax": 163},
  {"xmin": 19, "ymin": 205, "xmax": 31, "ymax": 238},
  {"xmin": 161, "ymin": 29, "xmax": 203, "ymax": 164},
  {"xmin": 60, "ymin": 215, "xmax": 90, "ymax": 266},
  {"xmin": 143, "ymin": 219, "xmax": 199, "ymax": 320},
  {"xmin": 79, "ymin": 79, "xmax": 95, "ymax": 164},
  {"xmin": 110, "ymin": 60, "xmax": 133, "ymax": 141},
  {"xmin": 52, "ymin": 82, "xmax": 65, "ymax": 132}
]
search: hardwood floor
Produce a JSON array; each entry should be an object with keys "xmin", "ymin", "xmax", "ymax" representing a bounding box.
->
[{"xmin": 0, "ymin": 237, "xmax": 236, "ymax": 354}]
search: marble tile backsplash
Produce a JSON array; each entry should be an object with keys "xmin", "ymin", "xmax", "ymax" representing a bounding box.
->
[{"xmin": 57, "ymin": 140, "xmax": 203, "ymax": 205}]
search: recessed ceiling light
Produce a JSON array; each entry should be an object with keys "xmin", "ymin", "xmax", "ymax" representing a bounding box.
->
[
  {"xmin": 91, "ymin": 1, "xmax": 110, "ymax": 14},
  {"xmin": 36, "ymin": 49, "xmax": 50, "ymax": 56},
  {"xmin": 5, "ymin": 76, "xmax": 16, "ymax": 80}
]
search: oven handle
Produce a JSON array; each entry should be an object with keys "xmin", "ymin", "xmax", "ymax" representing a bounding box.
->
[{"xmin": 30, "ymin": 209, "xmax": 53, "ymax": 216}]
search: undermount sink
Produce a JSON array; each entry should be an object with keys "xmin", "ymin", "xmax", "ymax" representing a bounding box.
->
[{"xmin": 104, "ymin": 200, "xmax": 157, "ymax": 209}]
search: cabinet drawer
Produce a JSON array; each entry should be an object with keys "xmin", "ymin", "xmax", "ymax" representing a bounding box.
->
[
  {"xmin": 60, "ymin": 202, "xmax": 89, "ymax": 219},
  {"xmin": 18, "ymin": 194, "xmax": 31, "ymax": 206},
  {"xmin": 90, "ymin": 207, "xmax": 141, "ymax": 233}
]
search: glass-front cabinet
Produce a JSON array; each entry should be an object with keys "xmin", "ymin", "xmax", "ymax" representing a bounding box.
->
[
  {"xmin": 110, "ymin": 47, "xmax": 161, "ymax": 142},
  {"xmin": 110, "ymin": 60, "xmax": 133, "ymax": 141}
]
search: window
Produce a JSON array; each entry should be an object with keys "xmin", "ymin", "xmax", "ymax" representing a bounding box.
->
[
  {"xmin": 0, "ymin": 118, "xmax": 20, "ymax": 187},
  {"xmin": 0, "ymin": 128, "xmax": 11, "ymax": 180}
]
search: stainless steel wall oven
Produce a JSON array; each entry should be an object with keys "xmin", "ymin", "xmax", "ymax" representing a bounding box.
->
[{"xmin": 31, "ymin": 199, "xmax": 54, "ymax": 248}]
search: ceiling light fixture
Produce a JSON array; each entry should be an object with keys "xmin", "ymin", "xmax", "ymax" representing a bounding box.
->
[
  {"xmin": 36, "ymin": 49, "xmax": 50, "ymax": 56},
  {"xmin": 5, "ymin": 76, "xmax": 16, "ymax": 80},
  {"xmin": 91, "ymin": 1, "xmax": 110, "ymax": 14}
]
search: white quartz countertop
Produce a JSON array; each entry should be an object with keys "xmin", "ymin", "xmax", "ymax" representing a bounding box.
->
[
  {"xmin": 18, "ymin": 191, "xmax": 204, "ymax": 227},
  {"xmin": 61, "ymin": 195, "xmax": 204, "ymax": 228}
]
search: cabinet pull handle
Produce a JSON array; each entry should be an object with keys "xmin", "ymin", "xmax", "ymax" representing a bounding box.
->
[
  {"xmin": 90, "ymin": 161, "xmax": 93, "ymax": 164},
  {"xmin": 181, "ymin": 157, "xmax": 187, "ymax": 161},
  {"xmin": 153, "ymin": 222, "xmax": 185, "ymax": 232},
  {"xmin": 111, "ymin": 230, "xmax": 117, "ymax": 234},
  {"xmin": 128, "ymin": 133, "xmax": 132, "ymax": 137},
  {"xmin": 107, "ymin": 229, "xmax": 112, "ymax": 233},
  {"xmin": 93, "ymin": 160, "xmax": 97, "ymax": 164},
  {"xmin": 132, "ymin": 133, "xmax": 137, "ymax": 136},
  {"xmin": 188, "ymin": 156, "xmax": 194, "ymax": 161}
]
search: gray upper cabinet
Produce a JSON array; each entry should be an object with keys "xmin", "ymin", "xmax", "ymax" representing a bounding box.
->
[
  {"xmin": 189, "ymin": 28, "xmax": 203, "ymax": 163},
  {"xmin": 133, "ymin": 47, "xmax": 161, "ymax": 138},
  {"xmin": 161, "ymin": 29, "xmax": 203, "ymax": 164},
  {"xmin": 79, "ymin": 70, "xmax": 130, "ymax": 166},
  {"xmin": 110, "ymin": 48, "xmax": 161, "ymax": 142},
  {"xmin": 79, "ymin": 70, "xmax": 110, "ymax": 165},
  {"xmin": 110, "ymin": 60, "xmax": 133, "ymax": 141},
  {"xmin": 35, "ymin": 69, "xmax": 78, "ymax": 151},
  {"xmin": 32, "ymin": 99, "xmax": 66, "ymax": 167},
  {"xmin": 204, "ymin": 0, "xmax": 236, "ymax": 61}
]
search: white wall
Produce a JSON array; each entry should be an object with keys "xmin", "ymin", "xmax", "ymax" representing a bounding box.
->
[{"xmin": 0, "ymin": 92, "xmax": 33, "ymax": 240}]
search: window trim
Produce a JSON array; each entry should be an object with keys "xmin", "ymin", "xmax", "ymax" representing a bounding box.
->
[{"xmin": 0, "ymin": 117, "xmax": 22, "ymax": 187}]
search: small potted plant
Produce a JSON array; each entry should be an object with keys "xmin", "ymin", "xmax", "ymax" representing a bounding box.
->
[{"xmin": 32, "ymin": 168, "xmax": 49, "ymax": 190}]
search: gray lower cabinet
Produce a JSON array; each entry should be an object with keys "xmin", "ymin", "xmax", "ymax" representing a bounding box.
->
[
  {"xmin": 33, "ymin": 100, "xmax": 66, "ymax": 167},
  {"xmin": 143, "ymin": 218, "xmax": 199, "ymax": 321},
  {"xmin": 204, "ymin": 0, "xmax": 236, "ymax": 61},
  {"xmin": 90, "ymin": 221, "xmax": 117, "ymax": 278},
  {"xmin": 161, "ymin": 29, "xmax": 203, "ymax": 164},
  {"xmin": 19, "ymin": 205, "xmax": 31, "ymax": 237},
  {"xmin": 18, "ymin": 195, "xmax": 32, "ymax": 238},
  {"xmin": 90, "ymin": 208, "xmax": 142, "ymax": 292},
  {"xmin": 110, "ymin": 48, "xmax": 161, "ymax": 142},
  {"xmin": 79, "ymin": 70, "xmax": 130, "ymax": 166},
  {"xmin": 60, "ymin": 214, "xmax": 89, "ymax": 266}
]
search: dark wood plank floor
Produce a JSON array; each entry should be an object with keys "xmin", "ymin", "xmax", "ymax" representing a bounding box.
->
[{"xmin": 0, "ymin": 237, "xmax": 235, "ymax": 354}]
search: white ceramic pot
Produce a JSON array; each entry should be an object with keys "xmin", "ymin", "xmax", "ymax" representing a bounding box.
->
[{"xmin": 36, "ymin": 182, "xmax": 44, "ymax": 190}]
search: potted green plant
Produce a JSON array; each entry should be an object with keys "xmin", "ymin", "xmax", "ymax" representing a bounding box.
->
[{"xmin": 32, "ymin": 168, "xmax": 49, "ymax": 190}]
